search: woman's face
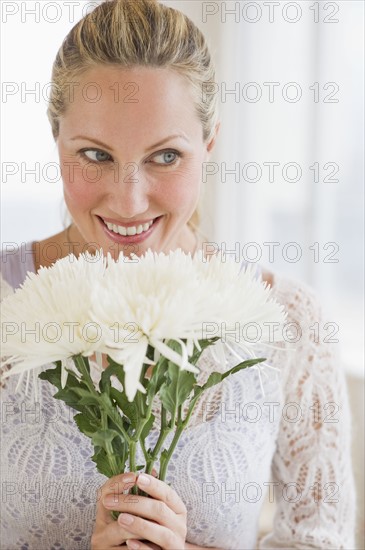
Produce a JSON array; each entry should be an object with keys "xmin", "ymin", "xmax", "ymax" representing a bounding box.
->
[{"xmin": 57, "ymin": 65, "xmax": 217, "ymax": 258}]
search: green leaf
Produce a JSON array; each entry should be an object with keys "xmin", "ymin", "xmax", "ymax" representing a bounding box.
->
[
  {"xmin": 112, "ymin": 431, "xmax": 128, "ymax": 457},
  {"xmin": 90, "ymin": 430, "xmax": 128, "ymax": 476},
  {"xmin": 200, "ymin": 371, "xmax": 222, "ymax": 391},
  {"xmin": 51, "ymin": 387, "xmax": 86, "ymax": 412},
  {"xmin": 39, "ymin": 362, "xmax": 63, "ymax": 390},
  {"xmin": 145, "ymin": 356, "xmax": 169, "ymax": 399},
  {"xmin": 140, "ymin": 413, "xmax": 155, "ymax": 445},
  {"xmin": 74, "ymin": 413, "xmax": 99, "ymax": 436},
  {"xmin": 70, "ymin": 386, "xmax": 96, "ymax": 398},
  {"xmin": 91, "ymin": 429, "xmax": 120, "ymax": 450},
  {"xmin": 221, "ymin": 357, "xmax": 266, "ymax": 381},
  {"xmin": 40, "ymin": 363, "xmax": 97, "ymax": 410},
  {"xmin": 106, "ymin": 357, "xmax": 126, "ymax": 385},
  {"xmin": 73, "ymin": 355, "xmax": 90, "ymax": 376},
  {"xmin": 189, "ymin": 337, "xmax": 220, "ymax": 365},
  {"xmin": 110, "ymin": 387, "xmax": 140, "ymax": 427},
  {"xmin": 104, "ymin": 358, "xmax": 146, "ymax": 426},
  {"xmin": 99, "ymin": 362, "xmax": 124, "ymax": 394},
  {"xmin": 91, "ymin": 447, "xmax": 117, "ymax": 478},
  {"xmin": 159, "ymin": 361, "xmax": 196, "ymax": 415},
  {"xmin": 193, "ymin": 358, "xmax": 266, "ymax": 400}
]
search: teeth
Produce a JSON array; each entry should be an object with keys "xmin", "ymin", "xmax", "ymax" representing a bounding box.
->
[{"xmin": 104, "ymin": 219, "xmax": 154, "ymax": 237}]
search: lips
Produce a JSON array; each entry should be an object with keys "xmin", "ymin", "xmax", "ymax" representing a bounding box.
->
[
  {"xmin": 103, "ymin": 219, "xmax": 154, "ymax": 237},
  {"xmin": 98, "ymin": 215, "xmax": 162, "ymax": 245}
]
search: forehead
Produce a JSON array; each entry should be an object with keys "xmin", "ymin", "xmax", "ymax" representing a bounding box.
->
[{"xmin": 59, "ymin": 65, "xmax": 201, "ymax": 141}]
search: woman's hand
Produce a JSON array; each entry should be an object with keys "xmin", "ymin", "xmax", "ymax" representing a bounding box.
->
[{"xmin": 91, "ymin": 471, "xmax": 187, "ymax": 550}]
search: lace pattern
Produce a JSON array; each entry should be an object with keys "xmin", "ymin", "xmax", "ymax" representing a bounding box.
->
[
  {"xmin": 0, "ymin": 271, "xmax": 356, "ymax": 549},
  {"xmin": 258, "ymin": 275, "xmax": 356, "ymax": 549}
]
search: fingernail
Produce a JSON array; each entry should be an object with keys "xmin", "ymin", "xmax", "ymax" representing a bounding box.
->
[
  {"xmin": 137, "ymin": 474, "xmax": 150, "ymax": 486},
  {"xmin": 118, "ymin": 513, "xmax": 134, "ymax": 525},
  {"xmin": 127, "ymin": 541, "xmax": 140, "ymax": 550},
  {"xmin": 122, "ymin": 472, "xmax": 135, "ymax": 483}
]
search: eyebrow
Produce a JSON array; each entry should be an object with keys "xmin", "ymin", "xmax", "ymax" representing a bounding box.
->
[{"xmin": 70, "ymin": 134, "xmax": 189, "ymax": 152}]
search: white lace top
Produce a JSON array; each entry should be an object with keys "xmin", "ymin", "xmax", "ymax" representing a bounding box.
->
[{"xmin": 0, "ymin": 244, "xmax": 356, "ymax": 549}]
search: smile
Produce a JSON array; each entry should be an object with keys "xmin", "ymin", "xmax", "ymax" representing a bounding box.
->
[{"xmin": 102, "ymin": 219, "xmax": 154, "ymax": 236}]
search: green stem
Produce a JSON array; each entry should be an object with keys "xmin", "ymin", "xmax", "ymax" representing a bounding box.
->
[
  {"xmin": 137, "ymin": 357, "xmax": 167, "ymax": 474},
  {"xmin": 106, "ymin": 444, "xmax": 120, "ymax": 476},
  {"xmin": 140, "ymin": 438, "xmax": 148, "ymax": 463},
  {"xmin": 129, "ymin": 440, "xmax": 136, "ymax": 471},
  {"xmin": 159, "ymin": 422, "xmax": 185, "ymax": 481},
  {"xmin": 129, "ymin": 440, "xmax": 138, "ymax": 495},
  {"xmin": 73, "ymin": 355, "xmax": 97, "ymax": 394},
  {"xmin": 183, "ymin": 393, "xmax": 202, "ymax": 428},
  {"xmin": 100, "ymin": 390, "xmax": 121, "ymax": 478},
  {"xmin": 101, "ymin": 409, "xmax": 107, "ymax": 429},
  {"xmin": 145, "ymin": 406, "xmax": 172, "ymax": 475},
  {"xmin": 159, "ymin": 385, "xmax": 204, "ymax": 481},
  {"xmin": 170, "ymin": 368, "xmax": 180, "ymax": 428}
]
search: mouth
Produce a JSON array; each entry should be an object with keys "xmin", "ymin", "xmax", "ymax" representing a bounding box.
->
[{"xmin": 97, "ymin": 215, "xmax": 162, "ymax": 245}]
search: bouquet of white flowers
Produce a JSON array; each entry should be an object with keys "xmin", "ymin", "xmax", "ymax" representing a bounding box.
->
[{"xmin": 0, "ymin": 249, "xmax": 286, "ymax": 498}]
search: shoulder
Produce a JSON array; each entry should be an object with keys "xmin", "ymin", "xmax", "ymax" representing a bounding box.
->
[
  {"xmin": 0, "ymin": 272, "xmax": 14, "ymax": 300},
  {"xmin": 0, "ymin": 242, "xmax": 36, "ymax": 289},
  {"xmin": 262, "ymin": 268, "xmax": 341, "ymax": 391},
  {"xmin": 263, "ymin": 268, "xmax": 323, "ymax": 326}
]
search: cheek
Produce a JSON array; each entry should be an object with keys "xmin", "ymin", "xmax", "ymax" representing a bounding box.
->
[
  {"xmin": 156, "ymin": 164, "xmax": 202, "ymax": 211},
  {"xmin": 61, "ymin": 157, "xmax": 103, "ymax": 210}
]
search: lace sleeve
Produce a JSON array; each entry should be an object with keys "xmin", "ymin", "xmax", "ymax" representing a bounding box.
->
[
  {"xmin": 0, "ymin": 273, "xmax": 15, "ymax": 384},
  {"xmin": 0, "ymin": 272, "xmax": 14, "ymax": 301},
  {"xmin": 258, "ymin": 276, "xmax": 357, "ymax": 549}
]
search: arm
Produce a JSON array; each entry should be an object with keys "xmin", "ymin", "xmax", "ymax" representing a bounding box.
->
[
  {"xmin": 0, "ymin": 272, "xmax": 14, "ymax": 300},
  {"xmin": 258, "ymin": 279, "xmax": 356, "ymax": 549},
  {"xmin": 185, "ymin": 545, "xmax": 222, "ymax": 550}
]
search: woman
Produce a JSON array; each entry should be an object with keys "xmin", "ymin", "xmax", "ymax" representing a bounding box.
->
[{"xmin": 0, "ymin": 1, "xmax": 356, "ymax": 549}]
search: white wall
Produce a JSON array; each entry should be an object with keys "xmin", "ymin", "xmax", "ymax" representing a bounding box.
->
[
  {"xmin": 1, "ymin": 0, "xmax": 364, "ymax": 376},
  {"xmin": 155, "ymin": 1, "xmax": 365, "ymax": 378}
]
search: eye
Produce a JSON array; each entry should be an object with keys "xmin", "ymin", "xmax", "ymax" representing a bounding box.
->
[
  {"xmin": 151, "ymin": 150, "xmax": 180, "ymax": 165},
  {"xmin": 80, "ymin": 149, "xmax": 113, "ymax": 163}
]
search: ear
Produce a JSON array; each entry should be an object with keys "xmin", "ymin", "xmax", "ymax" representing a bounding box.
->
[{"xmin": 206, "ymin": 122, "xmax": 221, "ymax": 154}]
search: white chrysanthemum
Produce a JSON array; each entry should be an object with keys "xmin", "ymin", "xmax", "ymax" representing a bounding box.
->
[
  {"xmin": 91, "ymin": 249, "xmax": 287, "ymax": 401},
  {"xmin": 1, "ymin": 248, "xmax": 287, "ymax": 402},
  {"xmin": 1, "ymin": 252, "xmax": 106, "ymax": 387},
  {"xmin": 193, "ymin": 250, "xmax": 287, "ymax": 342}
]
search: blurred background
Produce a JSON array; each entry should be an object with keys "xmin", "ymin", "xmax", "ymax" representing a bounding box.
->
[{"xmin": 1, "ymin": 1, "xmax": 364, "ymax": 546}]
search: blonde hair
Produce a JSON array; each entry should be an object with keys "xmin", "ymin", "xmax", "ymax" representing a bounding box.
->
[{"xmin": 47, "ymin": 0, "xmax": 219, "ymax": 233}]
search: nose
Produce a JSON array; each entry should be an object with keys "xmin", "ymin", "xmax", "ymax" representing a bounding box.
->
[{"xmin": 105, "ymin": 163, "xmax": 149, "ymax": 218}]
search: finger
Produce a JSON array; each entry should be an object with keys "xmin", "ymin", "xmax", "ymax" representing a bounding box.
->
[
  {"xmin": 103, "ymin": 472, "xmax": 138, "ymax": 496},
  {"xmin": 127, "ymin": 541, "xmax": 161, "ymax": 550},
  {"xmin": 91, "ymin": 520, "xmax": 136, "ymax": 548},
  {"xmin": 92, "ymin": 521, "xmax": 145, "ymax": 548},
  {"xmin": 135, "ymin": 474, "xmax": 187, "ymax": 516},
  {"xmin": 96, "ymin": 472, "xmax": 138, "ymax": 523},
  {"xmin": 103, "ymin": 493, "xmax": 176, "ymax": 530},
  {"xmin": 118, "ymin": 514, "xmax": 179, "ymax": 549}
]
